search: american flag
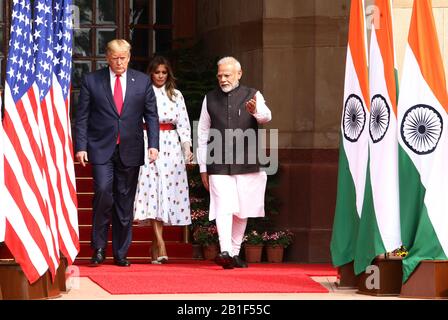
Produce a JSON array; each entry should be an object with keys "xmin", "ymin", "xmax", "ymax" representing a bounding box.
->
[
  {"xmin": 34, "ymin": 0, "xmax": 79, "ymax": 266},
  {"xmin": 51, "ymin": 0, "xmax": 80, "ymax": 267},
  {"xmin": 0, "ymin": 95, "xmax": 4, "ymax": 243},
  {"xmin": 2, "ymin": 0, "xmax": 79, "ymax": 284}
]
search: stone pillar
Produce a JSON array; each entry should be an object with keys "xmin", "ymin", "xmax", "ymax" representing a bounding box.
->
[
  {"xmin": 173, "ymin": 0, "xmax": 197, "ymax": 48},
  {"xmin": 195, "ymin": 0, "xmax": 264, "ymax": 89}
]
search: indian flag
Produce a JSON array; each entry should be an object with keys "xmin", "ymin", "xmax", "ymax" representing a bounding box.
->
[
  {"xmin": 354, "ymin": 0, "xmax": 401, "ymax": 275},
  {"xmin": 398, "ymin": 0, "xmax": 448, "ymax": 282},
  {"xmin": 331, "ymin": 0, "xmax": 369, "ymax": 267}
]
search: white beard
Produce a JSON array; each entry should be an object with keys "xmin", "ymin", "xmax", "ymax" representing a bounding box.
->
[{"xmin": 220, "ymin": 82, "xmax": 239, "ymax": 93}]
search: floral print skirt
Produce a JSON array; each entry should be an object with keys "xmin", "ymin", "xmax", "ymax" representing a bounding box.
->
[{"xmin": 134, "ymin": 131, "xmax": 191, "ymax": 226}]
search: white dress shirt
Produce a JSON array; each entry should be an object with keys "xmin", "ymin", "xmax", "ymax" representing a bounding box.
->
[{"xmin": 109, "ymin": 68, "xmax": 127, "ymax": 102}]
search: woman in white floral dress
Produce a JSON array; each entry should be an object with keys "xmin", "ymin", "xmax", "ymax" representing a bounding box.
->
[{"xmin": 134, "ymin": 56, "xmax": 193, "ymax": 264}]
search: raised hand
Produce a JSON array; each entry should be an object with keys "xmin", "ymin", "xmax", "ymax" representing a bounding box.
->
[{"xmin": 245, "ymin": 94, "xmax": 257, "ymax": 114}]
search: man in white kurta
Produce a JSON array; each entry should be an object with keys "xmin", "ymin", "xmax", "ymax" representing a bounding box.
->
[{"xmin": 197, "ymin": 57, "xmax": 272, "ymax": 269}]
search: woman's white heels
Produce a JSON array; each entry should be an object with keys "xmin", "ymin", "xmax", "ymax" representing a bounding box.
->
[{"xmin": 157, "ymin": 255, "xmax": 168, "ymax": 264}]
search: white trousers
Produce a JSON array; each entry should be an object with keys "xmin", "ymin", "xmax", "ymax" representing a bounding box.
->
[
  {"xmin": 209, "ymin": 172, "xmax": 267, "ymax": 256},
  {"xmin": 216, "ymin": 214, "xmax": 248, "ymax": 256},
  {"xmin": 208, "ymin": 171, "xmax": 267, "ymax": 220}
]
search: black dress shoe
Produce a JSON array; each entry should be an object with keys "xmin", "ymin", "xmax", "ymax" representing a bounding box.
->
[
  {"xmin": 114, "ymin": 258, "xmax": 131, "ymax": 267},
  {"xmin": 215, "ymin": 251, "xmax": 234, "ymax": 269},
  {"xmin": 90, "ymin": 248, "xmax": 106, "ymax": 267},
  {"xmin": 233, "ymin": 255, "xmax": 248, "ymax": 268}
]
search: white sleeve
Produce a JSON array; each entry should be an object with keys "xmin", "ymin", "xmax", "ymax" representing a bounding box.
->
[
  {"xmin": 252, "ymin": 91, "xmax": 272, "ymax": 124},
  {"xmin": 196, "ymin": 97, "xmax": 210, "ymax": 173},
  {"xmin": 175, "ymin": 91, "xmax": 192, "ymax": 144}
]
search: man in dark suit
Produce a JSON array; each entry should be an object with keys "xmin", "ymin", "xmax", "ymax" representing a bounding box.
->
[{"xmin": 75, "ymin": 39, "xmax": 159, "ymax": 267}]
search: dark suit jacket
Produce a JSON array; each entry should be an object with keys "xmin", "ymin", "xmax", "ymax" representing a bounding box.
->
[{"xmin": 75, "ymin": 67, "xmax": 159, "ymax": 166}]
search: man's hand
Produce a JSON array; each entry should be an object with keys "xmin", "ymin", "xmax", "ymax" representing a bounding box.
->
[
  {"xmin": 76, "ymin": 151, "xmax": 89, "ymax": 167},
  {"xmin": 148, "ymin": 148, "xmax": 159, "ymax": 163},
  {"xmin": 245, "ymin": 94, "xmax": 257, "ymax": 114},
  {"xmin": 200, "ymin": 172, "xmax": 209, "ymax": 192}
]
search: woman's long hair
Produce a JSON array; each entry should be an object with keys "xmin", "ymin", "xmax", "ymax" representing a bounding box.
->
[{"xmin": 147, "ymin": 56, "xmax": 177, "ymax": 102}]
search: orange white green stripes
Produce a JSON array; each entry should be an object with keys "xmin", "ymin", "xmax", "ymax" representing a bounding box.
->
[
  {"xmin": 331, "ymin": 0, "xmax": 369, "ymax": 267},
  {"xmin": 354, "ymin": 0, "xmax": 401, "ymax": 275},
  {"xmin": 397, "ymin": 0, "xmax": 448, "ymax": 282}
]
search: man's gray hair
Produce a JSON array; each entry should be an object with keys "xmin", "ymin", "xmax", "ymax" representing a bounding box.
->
[{"xmin": 217, "ymin": 56, "xmax": 242, "ymax": 71}]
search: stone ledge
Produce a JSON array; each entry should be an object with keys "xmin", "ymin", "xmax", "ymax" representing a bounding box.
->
[
  {"xmin": 0, "ymin": 257, "xmax": 68, "ymax": 300},
  {"xmin": 400, "ymin": 260, "xmax": 448, "ymax": 299},
  {"xmin": 357, "ymin": 256, "xmax": 403, "ymax": 296},
  {"xmin": 335, "ymin": 262, "xmax": 359, "ymax": 289}
]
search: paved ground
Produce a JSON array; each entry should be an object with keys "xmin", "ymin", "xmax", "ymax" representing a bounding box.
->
[{"xmin": 56, "ymin": 276, "xmax": 410, "ymax": 300}]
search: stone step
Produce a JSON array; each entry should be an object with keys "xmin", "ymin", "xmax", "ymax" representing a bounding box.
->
[
  {"xmin": 77, "ymin": 241, "xmax": 193, "ymax": 260},
  {"xmin": 75, "ymin": 178, "xmax": 93, "ymax": 193},
  {"xmin": 78, "ymin": 224, "xmax": 187, "ymax": 242}
]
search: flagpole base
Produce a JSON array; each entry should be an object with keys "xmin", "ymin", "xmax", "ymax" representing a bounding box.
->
[
  {"xmin": 335, "ymin": 262, "xmax": 360, "ymax": 289},
  {"xmin": 357, "ymin": 255, "xmax": 402, "ymax": 296},
  {"xmin": 56, "ymin": 256, "xmax": 70, "ymax": 293},
  {"xmin": 0, "ymin": 260, "xmax": 53, "ymax": 300},
  {"xmin": 400, "ymin": 260, "xmax": 448, "ymax": 299},
  {"xmin": 0, "ymin": 245, "xmax": 62, "ymax": 300}
]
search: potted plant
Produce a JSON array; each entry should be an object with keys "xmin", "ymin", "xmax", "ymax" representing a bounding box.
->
[
  {"xmin": 192, "ymin": 223, "xmax": 219, "ymax": 260},
  {"xmin": 189, "ymin": 206, "xmax": 208, "ymax": 259},
  {"xmin": 242, "ymin": 230, "xmax": 264, "ymax": 263},
  {"xmin": 190, "ymin": 207, "xmax": 209, "ymax": 230},
  {"xmin": 262, "ymin": 230, "xmax": 294, "ymax": 263},
  {"xmin": 187, "ymin": 165, "xmax": 211, "ymax": 259}
]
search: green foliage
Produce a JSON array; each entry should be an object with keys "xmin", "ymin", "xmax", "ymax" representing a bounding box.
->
[
  {"xmin": 164, "ymin": 41, "xmax": 218, "ymax": 123},
  {"xmin": 262, "ymin": 230, "xmax": 294, "ymax": 248},
  {"xmin": 187, "ymin": 164, "xmax": 209, "ymax": 229},
  {"xmin": 192, "ymin": 224, "xmax": 219, "ymax": 246},
  {"xmin": 187, "ymin": 164, "xmax": 215, "ymax": 245},
  {"xmin": 264, "ymin": 171, "xmax": 281, "ymax": 216}
]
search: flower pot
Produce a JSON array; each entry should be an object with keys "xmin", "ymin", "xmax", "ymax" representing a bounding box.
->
[
  {"xmin": 266, "ymin": 245, "xmax": 284, "ymax": 263},
  {"xmin": 192, "ymin": 243, "xmax": 204, "ymax": 259},
  {"xmin": 244, "ymin": 244, "xmax": 263, "ymax": 263},
  {"xmin": 202, "ymin": 244, "xmax": 219, "ymax": 260}
]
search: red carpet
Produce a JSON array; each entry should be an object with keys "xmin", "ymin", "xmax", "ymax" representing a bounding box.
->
[{"xmin": 76, "ymin": 261, "xmax": 336, "ymax": 295}]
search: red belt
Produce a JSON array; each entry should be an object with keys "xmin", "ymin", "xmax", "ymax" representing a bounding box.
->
[
  {"xmin": 160, "ymin": 123, "xmax": 176, "ymax": 131},
  {"xmin": 142, "ymin": 123, "xmax": 176, "ymax": 130}
]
